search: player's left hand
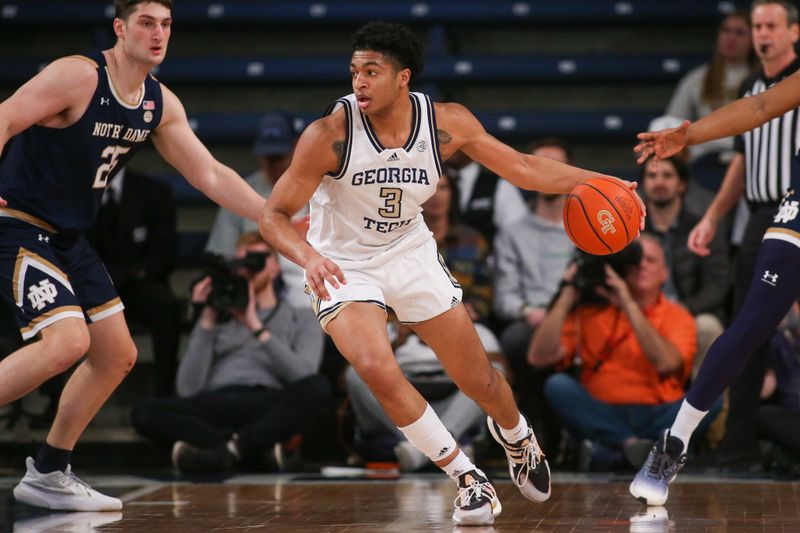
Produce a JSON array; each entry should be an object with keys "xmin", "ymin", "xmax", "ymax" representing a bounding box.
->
[{"xmin": 0, "ymin": 195, "xmax": 6, "ymax": 207}]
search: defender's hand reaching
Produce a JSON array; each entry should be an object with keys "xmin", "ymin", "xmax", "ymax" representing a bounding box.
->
[{"xmin": 633, "ymin": 120, "xmax": 691, "ymax": 164}]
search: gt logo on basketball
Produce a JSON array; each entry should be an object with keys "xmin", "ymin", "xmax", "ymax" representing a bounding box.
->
[{"xmin": 597, "ymin": 210, "xmax": 616, "ymax": 234}]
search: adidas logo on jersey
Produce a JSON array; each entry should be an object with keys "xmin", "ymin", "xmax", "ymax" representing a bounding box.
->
[{"xmin": 387, "ymin": 152, "xmax": 399, "ymax": 162}]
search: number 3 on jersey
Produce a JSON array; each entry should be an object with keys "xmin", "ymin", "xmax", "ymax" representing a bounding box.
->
[
  {"xmin": 378, "ymin": 187, "xmax": 403, "ymax": 219},
  {"xmin": 93, "ymin": 145, "xmax": 131, "ymax": 189}
]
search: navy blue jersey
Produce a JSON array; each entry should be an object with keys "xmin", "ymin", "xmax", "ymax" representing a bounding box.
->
[{"xmin": 0, "ymin": 51, "xmax": 163, "ymax": 239}]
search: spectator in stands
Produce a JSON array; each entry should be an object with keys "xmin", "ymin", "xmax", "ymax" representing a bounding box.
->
[
  {"xmin": 87, "ymin": 168, "xmax": 181, "ymax": 397},
  {"xmin": 644, "ymin": 116, "xmax": 718, "ymax": 220},
  {"xmin": 205, "ymin": 111, "xmax": 308, "ymax": 308},
  {"xmin": 422, "ymin": 173, "xmax": 492, "ymax": 323},
  {"xmin": 529, "ymin": 235, "xmax": 715, "ymax": 470},
  {"xmin": 131, "ymin": 232, "xmax": 329, "ymax": 473},
  {"xmin": 493, "ymin": 138, "xmax": 575, "ymax": 454},
  {"xmin": 345, "ymin": 318, "xmax": 509, "ymax": 472},
  {"xmin": 665, "ymin": 11, "xmax": 756, "ymax": 169},
  {"xmin": 759, "ymin": 304, "xmax": 800, "ymax": 476},
  {"xmin": 641, "ymin": 156, "xmax": 731, "ymax": 377},
  {"xmin": 443, "ymin": 150, "xmax": 528, "ymax": 247}
]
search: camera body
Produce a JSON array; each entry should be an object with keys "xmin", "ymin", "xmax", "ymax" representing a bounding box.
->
[
  {"xmin": 571, "ymin": 240, "xmax": 643, "ymax": 305},
  {"xmin": 204, "ymin": 252, "xmax": 269, "ymax": 312}
]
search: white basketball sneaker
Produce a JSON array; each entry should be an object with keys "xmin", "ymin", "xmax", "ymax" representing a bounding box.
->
[
  {"xmin": 13, "ymin": 457, "xmax": 122, "ymax": 511},
  {"xmin": 487, "ymin": 416, "xmax": 551, "ymax": 502},
  {"xmin": 452, "ymin": 468, "xmax": 502, "ymax": 526}
]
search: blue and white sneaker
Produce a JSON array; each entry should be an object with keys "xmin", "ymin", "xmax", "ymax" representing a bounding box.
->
[
  {"xmin": 487, "ymin": 416, "xmax": 551, "ymax": 502},
  {"xmin": 629, "ymin": 429, "xmax": 687, "ymax": 506}
]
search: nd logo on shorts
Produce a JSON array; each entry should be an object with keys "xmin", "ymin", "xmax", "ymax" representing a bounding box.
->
[
  {"xmin": 12, "ymin": 247, "xmax": 83, "ymax": 339},
  {"xmin": 773, "ymin": 197, "xmax": 799, "ymax": 225}
]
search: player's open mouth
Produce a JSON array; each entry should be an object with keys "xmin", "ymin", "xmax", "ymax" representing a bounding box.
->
[{"xmin": 356, "ymin": 96, "xmax": 371, "ymax": 108}]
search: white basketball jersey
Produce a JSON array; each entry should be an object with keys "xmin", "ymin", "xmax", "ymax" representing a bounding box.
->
[{"xmin": 307, "ymin": 92, "xmax": 443, "ymax": 267}]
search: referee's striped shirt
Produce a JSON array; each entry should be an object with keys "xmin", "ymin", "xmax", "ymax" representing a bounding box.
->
[{"xmin": 734, "ymin": 58, "xmax": 800, "ymax": 205}]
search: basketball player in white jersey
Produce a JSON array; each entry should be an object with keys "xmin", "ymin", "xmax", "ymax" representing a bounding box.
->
[{"xmin": 260, "ymin": 22, "xmax": 643, "ymax": 526}]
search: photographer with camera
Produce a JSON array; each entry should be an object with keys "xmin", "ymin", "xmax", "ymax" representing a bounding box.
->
[
  {"xmin": 131, "ymin": 231, "xmax": 329, "ymax": 473},
  {"xmin": 528, "ymin": 235, "xmax": 718, "ymax": 470}
]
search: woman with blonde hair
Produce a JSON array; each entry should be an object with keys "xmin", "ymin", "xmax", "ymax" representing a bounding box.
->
[{"xmin": 666, "ymin": 11, "xmax": 757, "ymax": 163}]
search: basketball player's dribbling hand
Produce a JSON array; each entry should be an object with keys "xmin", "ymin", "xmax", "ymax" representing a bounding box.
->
[
  {"xmin": 612, "ymin": 177, "xmax": 647, "ymax": 231},
  {"xmin": 305, "ymin": 253, "xmax": 346, "ymax": 302},
  {"xmin": 633, "ymin": 120, "xmax": 691, "ymax": 164}
]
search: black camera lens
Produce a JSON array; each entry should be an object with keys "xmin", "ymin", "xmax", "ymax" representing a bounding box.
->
[{"xmin": 572, "ymin": 241, "xmax": 642, "ymax": 304}]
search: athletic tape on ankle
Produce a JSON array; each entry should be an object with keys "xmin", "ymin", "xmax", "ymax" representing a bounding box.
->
[{"xmin": 397, "ymin": 403, "xmax": 457, "ymax": 463}]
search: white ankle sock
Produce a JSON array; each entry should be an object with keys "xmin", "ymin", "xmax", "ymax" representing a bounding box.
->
[
  {"xmin": 498, "ymin": 412, "xmax": 529, "ymax": 443},
  {"xmin": 669, "ymin": 399, "xmax": 708, "ymax": 453},
  {"xmin": 442, "ymin": 450, "xmax": 476, "ymax": 482},
  {"xmin": 397, "ymin": 403, "xmax": 458, "ymax": 463}
]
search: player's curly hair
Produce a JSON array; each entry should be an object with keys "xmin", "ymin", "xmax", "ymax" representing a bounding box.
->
[{"xmin": 351, "ymin": 22, "xmax": 425, "ymax": 82}]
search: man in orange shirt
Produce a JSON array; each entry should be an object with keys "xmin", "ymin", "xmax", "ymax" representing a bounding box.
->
[{"xmin": 529, "ymin": 235, "xmax": 718, "ymax": 470}]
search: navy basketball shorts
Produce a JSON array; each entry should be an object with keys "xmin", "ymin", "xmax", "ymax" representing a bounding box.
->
[
  {"xmin": 764, "ymin": 186, "xmax": 800, "ymax": 250},
  {"xmin": 0, "ymin": 217, "xmax": 123, "ymax": 340}
]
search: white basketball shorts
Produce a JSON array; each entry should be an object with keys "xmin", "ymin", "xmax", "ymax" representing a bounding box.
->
[{"xmin": 306, "ymin": 238, "xmax": 463, "ymax": 331}]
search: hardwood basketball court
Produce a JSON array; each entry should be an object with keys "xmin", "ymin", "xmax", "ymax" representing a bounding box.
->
[{"xmin": 3, "ymin": 472, "xmax": 799, "ymax": 532}]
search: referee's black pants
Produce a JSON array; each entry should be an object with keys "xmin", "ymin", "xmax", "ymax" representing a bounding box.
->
[
  {"xmin": 131, "ymin": 375, "xmax": 331, "ymax": 459},
  {"xmin": 719, "ymin": 203, "xmax": 780, "ymax": 462}
]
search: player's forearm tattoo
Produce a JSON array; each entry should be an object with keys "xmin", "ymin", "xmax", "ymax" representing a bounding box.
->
[
  {"xmin": 332, "ymin": 140, "xmax": 345, "ymax": 168},
  {"xmin": 437, "ymin": 129, "xmax": 452, "ymax": 144}
]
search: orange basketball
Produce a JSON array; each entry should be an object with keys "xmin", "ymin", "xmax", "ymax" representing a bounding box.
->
[{"xmin": 563, "ymin": 177, "xmax": 641, "ymax": 255}]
